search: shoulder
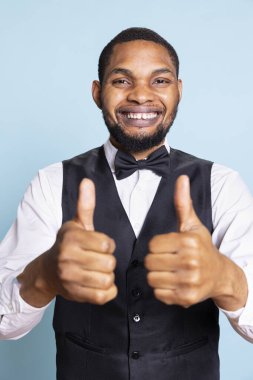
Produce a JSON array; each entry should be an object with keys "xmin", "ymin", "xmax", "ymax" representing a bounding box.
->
[
  {"xmin": 211, "ymin": 163, "xmax": 249, "ymax": 193},
  {"xmin": 211, "ymin": 163, "xmax": 253, "ymax": 210},
  {"xmin": 170, "ymin": 148, "xmax": 212, "ymax": 162},
  {"xmin": 21, "ymin": 162, "xmax": 63, "ymax": 212},
  {"xmin": 169, "ymin": 148, "xmax": 213, "ymax": 174},
  {"xmin": 63, "ymin": 146, "xmax": 103, "ymax": 167},
  {"xmin": 35, "ymin": 162, "xmax": 63, "ymax": 193}
]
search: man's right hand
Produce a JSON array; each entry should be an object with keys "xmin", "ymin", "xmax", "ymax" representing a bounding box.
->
[{"xmin": 18, "ymin": 178, "xmax": 117, "ymax": 307}]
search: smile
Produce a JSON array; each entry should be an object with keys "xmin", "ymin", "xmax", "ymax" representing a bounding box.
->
[
  {"xmin": 126, "ymin": 112, "xmax": 159, "ymax": 120},
  {"xmin": 116, "ymin": 107, "xmax": 164, "ymax": 128}
]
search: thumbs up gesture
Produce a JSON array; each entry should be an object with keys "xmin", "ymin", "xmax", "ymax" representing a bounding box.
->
[
  {"xmin": 144, "ymin": 175, "xmax": 228, "ymax": 308},
  {"xmin": 47, "ymin": 178, "xmax": 118, "ymax": 304}
]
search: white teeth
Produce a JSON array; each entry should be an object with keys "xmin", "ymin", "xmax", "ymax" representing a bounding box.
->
[{"xmin": 126, "ymin": 112, "xmax": 158, "ymax": 120}]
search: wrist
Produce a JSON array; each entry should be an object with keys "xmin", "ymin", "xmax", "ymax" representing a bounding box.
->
[
  {"xmin": 17, "ymin": 251, "xmax": 56, "ymax": 308},
  {"xmin": 212, "ymin": 253, "xmax": 248, "ymax": 311}
]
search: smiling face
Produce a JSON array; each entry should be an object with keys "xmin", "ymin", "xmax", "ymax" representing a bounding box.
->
[{"xmin": 92, "ymin": 40, "xmax": 182, "ymax": 156}]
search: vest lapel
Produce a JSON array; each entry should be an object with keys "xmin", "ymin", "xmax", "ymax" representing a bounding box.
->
[
  {"xmin": 132, "ymin": 159, "xmax": 176, "ymax": 264},
  {"xmin": 93, "ymin": 147, "xmax": 136, "ymax": 268}
]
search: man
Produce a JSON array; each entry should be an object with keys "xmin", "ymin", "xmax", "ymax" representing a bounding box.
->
[{"xmin": 0, "ymin": 27, "xmax": 253, "ymax": 379}]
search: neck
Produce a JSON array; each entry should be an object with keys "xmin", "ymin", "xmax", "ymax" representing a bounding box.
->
[{"xmin": 110, "ymin": 137, "xmax": 165, "ymax": 160}]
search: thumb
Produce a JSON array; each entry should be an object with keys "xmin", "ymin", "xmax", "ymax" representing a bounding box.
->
[
  {"xmin": 174, "ymin": 175, "xmax": 201, "ymax": 232},
  {"xmin": 76, "ymin": 178, "xmax": 96, "ymax": 231}
]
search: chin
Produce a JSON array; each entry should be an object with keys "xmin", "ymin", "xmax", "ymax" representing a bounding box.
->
[{"xmin": 109, "ymin": 124, "xmax": 170, "ymax": 153}]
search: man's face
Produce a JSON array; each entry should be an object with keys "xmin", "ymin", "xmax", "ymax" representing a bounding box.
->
[{"xmin": 92, "ymin": 40, "xmax": 182, "ymax": 153}]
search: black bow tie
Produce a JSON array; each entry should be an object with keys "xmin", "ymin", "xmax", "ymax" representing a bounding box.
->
[{"xmin": 114, "ymin": 145, "xmax": 169, "ymax": 180}]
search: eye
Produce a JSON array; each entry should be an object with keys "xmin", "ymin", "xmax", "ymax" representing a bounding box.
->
[
  {"xmin": 153, "ymin": 78, "xmax": 172, "ymax": 86},
  {"xmin": 112, "ymin": 78, "xmax": 131, "ymax": 87}
]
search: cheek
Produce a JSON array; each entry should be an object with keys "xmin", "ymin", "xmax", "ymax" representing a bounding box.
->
[
  {"xmin": 102, "ymin": 94, "xmax": 115, "ymax": 113},
  {"xmin": 102, "ymin": 94, "xmax": 126, "ymax": 124},
  {"xmin": 162, "ymin": 92, "xmax": 180, "ymax": 110},
  {"xmin": 102, "ymin": 88, "xmax": 125, "ymax": 110}
]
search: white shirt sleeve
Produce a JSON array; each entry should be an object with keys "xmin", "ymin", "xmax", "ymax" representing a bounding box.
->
[
  {"xmin": 211, "ymin": 163, "xmax": 253, "ymax": 342},
  {"xmin": 0, "ymin": 163, "xmax": 63, "ymax": 339}
]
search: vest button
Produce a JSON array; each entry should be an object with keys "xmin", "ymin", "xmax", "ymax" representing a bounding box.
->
[
  {"xmin": 132, "ymin": 288, "xmax": 141, "ymax": 297},
  {"xmin": 132, "ymin": 260, "xmax": 139, "ymax": 267},
  {"xmin": 131, "ymin": 351, "xmax": 140, "ymax": 359},
  {"xmin": 133, "ymin": 314, "xmax": 141, "ymax": 323}
]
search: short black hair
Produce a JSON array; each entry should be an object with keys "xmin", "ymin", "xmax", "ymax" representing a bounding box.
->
[{"xmin": 98, "ymin": 27, "xmax": 179, "ymax": 84}]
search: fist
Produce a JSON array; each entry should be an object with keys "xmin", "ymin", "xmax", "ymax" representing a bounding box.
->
[
  {"xmin": 144, "ymin": 175, "xmax": 222, "ymax": 308},
  {"xmin": 49, "ymin": 178, "xmax": 118, "ymax": 305}
]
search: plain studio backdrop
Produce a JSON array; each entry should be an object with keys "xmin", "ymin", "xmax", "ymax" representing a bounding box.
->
[{"xmin": 0, "ymin": 0, "xmax": 253, "ymax": 379}]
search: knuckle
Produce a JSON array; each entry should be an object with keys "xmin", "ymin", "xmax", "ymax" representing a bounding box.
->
[
  {"xmin": 100, "ymin": 238, "xmax": 110, "ymax": 252},
  {"xmin": 96, "ymin": 233, "xmax": 115, "ymax": 253},
  {"xmin": 191, "ymin": 271, "xmax": 201, "ymax": 286},
  {"xmin": 190, "ymin": 257, "xmax": 199, "ymax": 268},
  {"xmin": 61, "ymin": 230, "xmax": 79, "ymax": 248},
  {"xmin": 144, "ymin": 255, "xmax": 152, "ymax": 269},
  {"xmin": 181, "ymin": 290, "xmax": 198, "ymax": 307},
  {"xmin": 153, "ymin": 288, "xmax": 161, "ymax": 299},
  {"xmin": 147, "ymin": 272, "xmax": 155, "ymax": 286},
  {"xmin": 94, "ymin": 290, "xmax": 107, "ymax": 305},
  {"xmin": 101, "ymin": 274, "xmax": 114, "ymax": 289},
  {"xmin": 107, "ymin": 238, "xmax": 116, "ymax": 253},
  {"xmin": 148, "ymin": 236, "xmax": 160, "ymax": 252},
  {"xmin": 58, "ymin": 247, "xmax": 69, "ymax": 261},
  {"xmin": 182, "ymin": 234, "xmax": 200, "ymax": 249},
  {"xmin": 181, "ymin": 267, "xmax": 201, "ymax": 287},
  {"xmin": 191, "ymin": 235, "xmax": 201, "ymax": 249},
  {"xmin": 111, "ymin": 285, "xmax": 118, "ymax": 300},
  {"xmin": 184, "ymin": 257, "xmax": 199, "ymax": 271},
  {"xmin": 105, "ymin": 255, "xmax": 116, "ymax": 271}
]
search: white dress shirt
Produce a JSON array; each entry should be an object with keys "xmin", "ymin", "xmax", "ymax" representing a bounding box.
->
[{"xmin": 1, "ymin": 139, "xmax": 253, "ymax": 342}]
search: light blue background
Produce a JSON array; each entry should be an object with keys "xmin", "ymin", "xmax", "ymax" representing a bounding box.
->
[{"xmin": 0, "ymin": 0, "xmax": 253, "ymax": 379}]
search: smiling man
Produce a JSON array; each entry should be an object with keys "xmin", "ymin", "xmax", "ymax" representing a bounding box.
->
[
  {"xmin": 94, "ymin": 39, "xmax": 181, "ymax": 156},
  {"xmin": 1, "ymin": 27, "xmax": 253, "ymax": 380}
]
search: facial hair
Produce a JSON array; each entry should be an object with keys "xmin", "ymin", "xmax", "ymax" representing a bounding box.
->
[{"xmin": 102, "ymin": 107, "xmax": 178, "ymax": 153}]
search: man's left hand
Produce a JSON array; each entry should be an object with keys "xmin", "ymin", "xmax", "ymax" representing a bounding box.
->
[{"xmin": 144, "ymin": 175, "xmax": 247, "ymax": 309}]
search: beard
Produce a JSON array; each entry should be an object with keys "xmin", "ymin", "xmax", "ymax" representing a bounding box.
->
[{"xmin": 102, "ymin": 107, "xmax": 178, "ymax": 153}]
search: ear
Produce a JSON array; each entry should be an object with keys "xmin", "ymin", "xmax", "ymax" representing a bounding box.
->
[
  {"xmin": 92, "ymin": 80, "xmax": 102, "ymax": 109},
  {"xmin": 177, "ymin": 79, "xmax": 183, "ymax": 102}
]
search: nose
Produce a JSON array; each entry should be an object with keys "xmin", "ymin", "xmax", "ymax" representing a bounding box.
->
[{"xmin": 127, "ymin": 83, "xmax": 155, "ymax": 104}]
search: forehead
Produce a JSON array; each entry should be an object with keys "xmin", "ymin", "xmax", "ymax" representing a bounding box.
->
[{"xmin": 107, "ymin": 40, "xmax": 176, "ymax": 76}]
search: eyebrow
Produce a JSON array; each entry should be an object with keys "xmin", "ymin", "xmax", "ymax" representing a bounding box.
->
[
  {"xmin": 152, "ymin": 68, "xmax": 174, "ymax": 75},
  {"xmin": 108, "ymin": 67, "xmax": 175, "ymax": 77},
  {"xmin": 109, "ymin": 68, "xmax": 132, "ymax": 76}
]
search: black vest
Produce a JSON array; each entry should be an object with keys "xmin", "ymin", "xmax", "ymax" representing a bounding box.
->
[{"xmin": 53, "ymin": 146, "xmax": 220, "ymax": 380}]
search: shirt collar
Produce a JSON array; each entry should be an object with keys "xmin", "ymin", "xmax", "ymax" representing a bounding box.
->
[{"xmin": 103, "ymin": 138, "xmax": 170, "ymax": 173}]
